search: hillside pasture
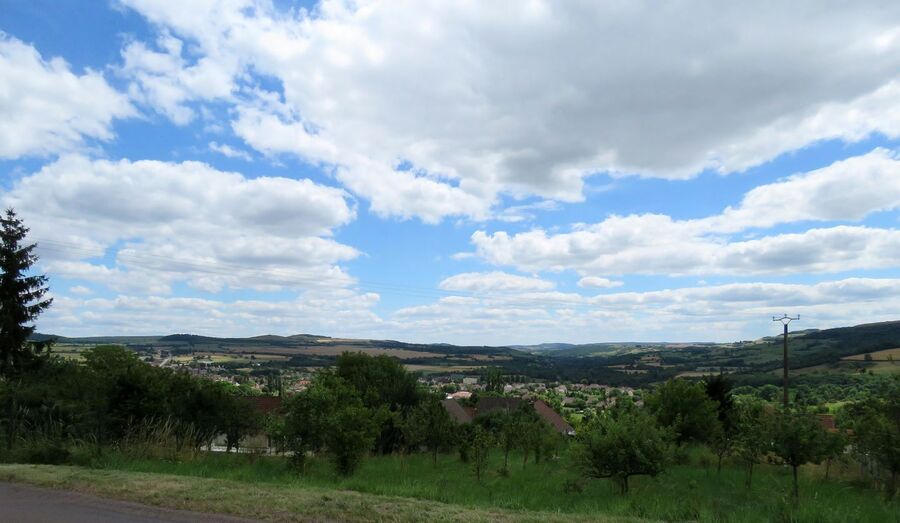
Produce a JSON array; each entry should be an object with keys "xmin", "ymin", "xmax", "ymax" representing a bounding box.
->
[{"xmin": 21, "ymin": 448, "xmax": 895, "ymax": 523}]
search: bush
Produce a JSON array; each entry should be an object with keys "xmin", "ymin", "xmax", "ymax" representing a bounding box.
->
[{"xmin": 21, "ymin": 442, "xmax": 71, "ymax": 465}]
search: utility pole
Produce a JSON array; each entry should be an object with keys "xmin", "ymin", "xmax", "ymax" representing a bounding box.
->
[{"xmin": 773, "ymin": 314, "xmax": 799, "ymax": 409}]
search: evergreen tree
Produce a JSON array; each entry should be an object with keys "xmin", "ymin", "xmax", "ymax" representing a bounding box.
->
[{"xmin": 0, "ymin": 209, "xmax": 52, "ymax": 377}]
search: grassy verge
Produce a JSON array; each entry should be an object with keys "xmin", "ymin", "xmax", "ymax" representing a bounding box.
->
[
  {"xmin": 10, "ymin": 447, "xmax": 894, "ymax": 523},
  {"xmin": 0, "ymin": 464, "xmax": 637, "ymax": 523}
]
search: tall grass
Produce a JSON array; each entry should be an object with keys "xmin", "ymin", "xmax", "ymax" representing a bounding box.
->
[{"xmin": 81, "ymin": 446, "xmax": 897, "ymax": 523}]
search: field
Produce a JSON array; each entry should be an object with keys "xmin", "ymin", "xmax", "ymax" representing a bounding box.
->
[
  {"xmin": 8, "ymin": 448, "xmax": 893, "ymax": 523},
  {"xmin": 843, "ymin": 347, "xmax": 900, "ymax": 361}
]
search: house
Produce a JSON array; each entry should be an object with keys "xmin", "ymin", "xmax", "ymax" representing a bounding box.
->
[
  {"xmin": 533, "ymin": 399, "xmax": 576, "ymax": 436},
  {"xmin": 448, "ymin": 390, "xmax": 472, "ymax": 400},
  {"xmin": 440, "ymin": 397, "xmax": 574, "ymax": 435},
  {"xmin": 441, "ymin": 398, "xmax": 475, "ymax": 424}
]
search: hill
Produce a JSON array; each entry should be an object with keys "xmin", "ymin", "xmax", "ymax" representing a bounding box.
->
[{"xmin": 34, "ymin": 320, "xmax": 900, "ymax": 385}]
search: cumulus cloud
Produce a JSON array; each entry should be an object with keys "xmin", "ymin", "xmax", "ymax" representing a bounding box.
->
[
  {"xmin": 209, "ymin": 141, "xmax": 252, "ymax": 160},
  {"xmin": 3, "ymin": 155, "xmax": 358, "ymax": 293},
  {"xmin": 390, "ymin": 278, "xmax": 900, "ymax": 344},
  {"xmin": 470, "ymin": 150, "xmax": 900, "ymax": 277},
  {"xmin": 0, "ymin": 34, "xmax": 134, "ymax": 159},
  {"xmin": 578, "ymin": 277, "xmax": 623, "ymax": 289},
  {"xmin": 116, "ymin": 0, "xmax": 900, "ymax": 221},
  {"xmin": 121, "ymin": 33, "xmax": 238, "ymax": 124},
  {"xmin": 438, "ymin": 271, "xmax": 554, "ymax": 293},
  {"xmin": 706, "ymin": 148, "xmax": 900, "ymax": 232},
  {"xmin": 41, "ymin": 289, "xmax": 383, "ymax": 338}
]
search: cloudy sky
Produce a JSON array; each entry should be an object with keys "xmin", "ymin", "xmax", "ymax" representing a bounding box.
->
[{"xmin": 2, "ymin": 1, "xmax": 899, "ymax": 344}]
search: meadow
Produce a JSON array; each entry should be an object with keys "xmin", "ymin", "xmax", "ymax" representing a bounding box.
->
[{"xmin": 59, "ymin": 446, "xmax": 898, "ymax": 523}]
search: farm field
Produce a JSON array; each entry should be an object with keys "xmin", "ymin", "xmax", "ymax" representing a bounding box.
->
[{"xmin": 843, "ymin": 347, "xmax": 900, "ymax": 361}]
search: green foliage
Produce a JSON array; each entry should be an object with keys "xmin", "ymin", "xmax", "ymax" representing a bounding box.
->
[
  {"xmin": 470, "ymin": 425, "xmax": 492, "ymax": 481},
  {"xmin": 283, "ymin": 371, "xmax": 379, "ymax": 476},
  {"xmin": 646, "ymin": 378, "xmax": 719, "ymax": 444},
  {"xmin": 401, "ymin": 396, "xmax": 456, "ymax": 465},
  {"xmin": 0, "ymin": 209, "xmax": 53, "ymax": 378},
  {"xmin": 733, "ymin": 399, "xmax": 774, "ymax": 488},
  {"xmin": 484, "ymin": 367, "xmax": 505, "ymax": 393},
  {"xmin": 222, "ymin": 398, "xmax": 262, "ymax": 453},
  {"xmin": 573, "ymin": 405, "xmax": 674, "ymax": 493},
  {"xmin": 334, "ymin": 352, "xmax": 419, "ymax": 453},
  {"xmin": 770, "ymin": 408, "xmax": 835, "ymax": 499},
  {"xmin": 843, "ymin": 376, "xmax": 900, "ymax": 499}
]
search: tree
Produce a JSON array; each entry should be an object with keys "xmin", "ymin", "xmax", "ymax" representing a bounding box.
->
[
  {"xmin": 0, "ymin": 209, "xmax": 53, "ymax": 378},
  {"xmin": 733, "ymin": 400, "xmax": 773, "ymax": 488},
  {"xmin": 703, "ymin": 376, "xmax": 738, "ymax": 473},
  {"xmin": 484, "ymin": 367, "xmax": 505, "ymax": 394},
  {"xmin": 770, "ymin": 408, "xmax": 833, "ymax": 499},
  {"xmin": 845, "ymin": 377, "xmax": 900, "ymax": 499},
  {"xmin": 283, "ymin": 371, "xmax": 379, "ymax": 475},
  {"xmin": 645, "ymin": 379, "xmax": 719, "ymax": 445},
  {"xmin": 471, "ymin": 425, "xmax": 493, "ymax": 481},
  {"xmin": 456, "ymin": 423, "xmax": 476, "ymax": 463},
  {"xmin": 222, "ymin": 397, "xmax": 262, "ymax": 453},
  {"xmin": 402, "ymin": 396, "xmax": 456, "ymax": 465},
  {"xmin": 334, "ymin": 352, "xmax": 419, "ymax": 453},
  {"xmin": 574, "ymin": 406, "xmax": 673, "ymax": 494},
  {"xmin": 519, "ymin": 416, "xmax": 558, "ymax": 466},
  {"xmin": 480, "ymin": 409, "xmax": 526, "ymax": 470}
]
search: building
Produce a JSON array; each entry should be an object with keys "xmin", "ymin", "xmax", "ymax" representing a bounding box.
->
[{"xmin": 440, "ymin": 397, "xmax": 574, "ymax": 435}]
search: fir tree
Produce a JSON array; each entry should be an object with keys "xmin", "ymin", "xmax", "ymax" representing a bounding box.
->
[{"xmin": 0, "ymin": 209, "xmax": 52, "ymax": 377}]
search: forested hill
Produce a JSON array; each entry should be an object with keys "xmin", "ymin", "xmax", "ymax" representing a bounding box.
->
[{"xmin": 33, "ymin": 320, "xmax": 900, "ymax": 386}]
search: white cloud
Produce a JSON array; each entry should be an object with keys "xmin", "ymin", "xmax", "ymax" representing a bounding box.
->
[
  {"xmin": 389, "ymin": 278, "xmax": 900, "ymax": 344},
  {"xmin": 0, "ymin": 34, "xmax": 134, "ymax": 159},
  {"xmin": 474, "ymin": 222, "xmax": 900, "ymax": 277},
  {"xmin": 40, "ymin": 289, "xmax": 383, "ymax": 338},
  {"xmin": 577, "ymin": 277, "xmax": 623, "ymax": 289},
  {"xmin": 117, "ymin": 0, "xmax": 900, "ymax": 221},
  {"xmin": 438, "ymin": 271, "xmax": 554, "ymax": 293},
  {"xmin": 209, "ymin": 141, "xmax": 252, "ymax": 160},
  {"xmin": 3, "ymin": 155, "xmax": 358, "ymax": 293},
  {"xmin": 470, "ymin": 150, "xmax": 900, "ymax": 277},
  {"xmin": 705, "ymin": 148, "xmax": 900, "ymax": 232}
]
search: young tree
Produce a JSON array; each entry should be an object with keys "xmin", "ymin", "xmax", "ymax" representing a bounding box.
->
[
  {"xmin": 471, "ymin": 425, "xmax": 493, "ymax": 481},
  {"xmin": 520, "ymin": 417, "xmax": 558, "ymax": 466},
  {"xmin": 705, "ymin": 375, "xmax": 736, "ymax": 472},
  {"xmin": 0, "ymin": 209, "xmax": 53, "ymax": 377},
  {"xmin": 456, "ymin": 423, "xmax": 476, "ymax": 463},
  {"xmin": 845, "ymin": 377, "xmax": 900, "ymax": 499},
  {"xmin": 222, "ymin": 397, "xmax": 262, "ymax": 453},
  {"xmin": 574, "ymin": 406, "xmax": 673, "ymax": 494},
  {"xmin": 770, "ymin": 408, "xmax": 832, "ymax": 499},
  {"xmin": 733, "ymin": 400, "xmax": 773, "ymax": 488},
  {"xmin": 283, "ymin": 371, "xmax": 379, "ymax": 475},
  {"xmin": 402, "ymin": 396, "xmax": 456, "ymax": 466},
  {"xmin": 645, "ymin": 379, "xmax": 719, "ymax": 445}
]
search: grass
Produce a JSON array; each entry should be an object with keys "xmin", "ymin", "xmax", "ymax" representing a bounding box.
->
[
  {"xmin": 23, "ymin": 447, "xmax": 895, "ymax": 523},
  {"xmin": 0, "ymin": 464, "xmax": 631, "ymax": 523}
]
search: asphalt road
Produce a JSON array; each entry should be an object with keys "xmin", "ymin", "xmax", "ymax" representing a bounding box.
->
[{"xmin": 0, "ymin": 482, "xmax": 260, "ymax": 522}]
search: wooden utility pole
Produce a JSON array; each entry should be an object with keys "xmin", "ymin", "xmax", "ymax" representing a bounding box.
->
[{"xmin": 773, "ymin": 314, "xmax": 799, "ymax": 409}]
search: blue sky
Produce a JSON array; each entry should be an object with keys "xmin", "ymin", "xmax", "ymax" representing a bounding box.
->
[{"xmin": 1, "ymin": 1, "xmax": 899, "ymax": 344}]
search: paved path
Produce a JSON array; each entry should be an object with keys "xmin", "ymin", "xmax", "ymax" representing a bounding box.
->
[{"xmin": 0, "ymin": 482, "xmax": 260, "ymax": 522}]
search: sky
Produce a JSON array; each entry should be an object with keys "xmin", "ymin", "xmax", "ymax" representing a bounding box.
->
[{"xmin": 1, "ymin": 0, "xmax": 899, "ymax": 345}]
